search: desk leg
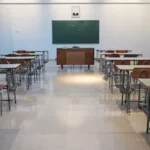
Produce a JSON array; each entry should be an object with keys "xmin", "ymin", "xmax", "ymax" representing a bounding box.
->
[
  {"xmin": 110, "ymin": 61, "xmax": 114, "ymax": 93},
  {"xmin": 138, "ymin": 84, "xmax": 141, "ymax": 108},
  {"xmin": 147, "ymin": 89, "xmax": 150, "ymax": 133},
  {"xmin": 104, "ymin": 60, "xmax": 107, "ymax": 80},
  {"xmin": 99, "ymin": 54, "xmax": 102, "ymax": 72},
  {"xmin": 61, "ymin": 65, "xmax": 63, "ymax": 69},
  {"xmin": 126, "ymin": 71, "xmax": 130, "ymax": 113},
  {"xmin": 88, "ymin": 65, "xmax": 90, "ymax": 69},
  {"xmin": 121, "ymin": 70, "xmax": 125, "ymax": 105}
]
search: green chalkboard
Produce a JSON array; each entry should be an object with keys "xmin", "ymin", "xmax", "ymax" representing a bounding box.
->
[{"xmin": 52, "ymin": 20, "xmax": 99, "ymax": 44}]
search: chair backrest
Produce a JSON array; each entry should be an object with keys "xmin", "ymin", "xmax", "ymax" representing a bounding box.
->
[
  {"xmin": 5, "ymin": 54, "xmax": 18, "ymax": 57},
  {"xmin": 114, "ymin": 60, "xmax": 130, "ymax": 65},
  {"xmin": 105, "ymin": 50, "xmax": 115, "ymax": 53},
  {"xmin": 25, "ymin": 51, "xmax": 35, "ymax": 53},
  {"xmin": 105, "ymin": 54, "xmax": 120, "ymax": 57},
  {"xmin": 114, "ymin": 60, "xmax": 130, "ymax": 71},
  {"xmin": 131, "ymin": 68, "xmax": 150, "ymax": 79},
  {"xmin": 20, "ymin": 54, "xmax": 32, "ymax": 56},
  {"xmin": 124, "ymin": 54, "xmax": 139, "ymax": 57},
  {"xmin": 116, "ymin": 50, "xmax": 128, "ymax": 53},
  {"xmin": 0, "ymin": 59, "xmax": 9, "ymax": 64},
  {"xmin": 16, "ymin": 50, "xmax": 26, "ymax": 53},
  {"xmin": 8, "ymin": 59, "xmax": 20, "ymax": 64},
  {"xmin": 137, "ymin": 60, "xmax": 150, "ymax": 65},
  {"xmin": 0, "ymin": 59, "xmax": 4, "ymax": 64}
]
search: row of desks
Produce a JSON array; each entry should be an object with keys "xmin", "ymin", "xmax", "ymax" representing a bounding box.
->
[
  {"xmin": 103, "ymin": 57, "xmax": 150, "ymax": 78},
  {"xmin": 0, "ymin": 56, "xmax": 35, "ymax": 90},
  {"xmin": 13, "ymin": 50, "xmax": 49, "ymax": 64},
  {"xmin": 98, "ymin": 54, "xmax": 150, "ymax": 133},
  {"xmin": 0, "ymin": 50, "xmax": 49, "ymax": 115},
  {"xmin": 96, "ymin": 49, "xmax": 132, "ymax": 60},
  {"xmin": 139, "ymin": 79, "xmax": 150, "ymax": 133},
  {"xmin": 0, "ymin": 50, "xmax": 49, "ymax": 90},
  {"xmin": 116, "ymin": 65, "xmax": 150, "ymax": 133}
]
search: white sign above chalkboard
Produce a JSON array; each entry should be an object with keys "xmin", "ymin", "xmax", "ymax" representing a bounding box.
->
[{"xmin": 71, "ymin": 6, "xmax": 80, "ymax": 18}]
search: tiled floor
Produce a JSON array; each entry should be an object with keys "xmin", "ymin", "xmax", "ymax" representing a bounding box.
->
[{"xmin": 0, "ymin": 61, "xmax": 150, "ymax": 150}]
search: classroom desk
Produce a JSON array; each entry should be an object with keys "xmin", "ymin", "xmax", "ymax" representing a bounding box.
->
[
  {"xmin": 116, "ymin": 65, "xmax": 150, "ymax": 113},
  {"xmin": 13, "ymin": 50, "xmax": 49, "ymax": 64},
  {"xmin": 1, "ymin": 56, "xmax": 35, "ymax": 60},
  {"xmin": 103, "ymin": 57, "xmax": 150, "ymax": 78},
  {"xmin": 100, "ymin": 52, "xmax": 142, "ymax": 58},
  {"xmin": 0, "ymin": 63, "xmax": 21, "ymax": 84},
  {"xmin": 0, "ymin": 57, "xmax": 35, "ymax": 89},
  {"xmin": 99, "ymin": 53, "xmax": 142, "ymax": 70},
  {"xmin": 0, "ymin": 64, "xmax": 20, "ymax": 69},
  {"xmin": 10, "ymin": 53, "xmax": 44, "ymax": 69},
  {"xmin": 139, "ymin": 78, "xmax": 150, "ymax": 133},
  {"xmin": 97, "ymin": 50, "xmax": 132, "ymax": 53},
  {"xmin": 96, "ymin": 49, "xmax": 132, "ymax": 60},
  {"xmin": 0, "ymin": 64, "xmax": 20, "ymax": 109}
]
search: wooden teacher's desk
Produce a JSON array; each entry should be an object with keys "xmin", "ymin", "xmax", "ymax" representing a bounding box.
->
[{"xmin": 57, "ymin": 48, "xmax": 94, "ymax": 69}]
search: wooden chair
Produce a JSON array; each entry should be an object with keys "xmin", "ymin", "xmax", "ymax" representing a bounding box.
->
[
  {"xmin": 16, "ymin": 50, "xmax": 26, "ymax": 53},
  {"xmin": 105, "ymin": 54, "xmax": 120, "ymax": 57},
  {"xmin": 5, "ymin": 54, "xmax": 18, "ymax": 57},
  {"xmin": 105, "ymin": 50, "xmax": 115, "ymax": 53},
  {"xmin": 124, "ymin": 54, "xmax": 139, "ymax": 57},
  {"xmin": 116, "ymin": 50, "xmax": 128, "ymax": 53},
  {"xmin": 25, "ymin": 51, "xmax": 35, "ymax": 53},
  {"xmin": 0, "ymin": 59, "xmax": 9, "ymax": 64},
  {"xmin": 137, "ymin": 60, "xmax": 150, "ymax": 65},
  {"xmin": 111, "ymin": 60, "xmax": 131, "ymax": 89},
  {"xmin": 0, "ymin": 72, "xmax": 19, "ymax": 115},
  {"xmin": 114, "ymin": 60, "xmax": 130, "ymax": 66},
  {"xmin": 131, "ymin": 68, "xmax": 150, "ymax": 79},
  {"xmin": 120, "ymin": 68, "xmax": 150, "ymax": 113}
]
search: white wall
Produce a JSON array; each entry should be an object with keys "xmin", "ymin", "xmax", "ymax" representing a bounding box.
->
[
  {"xmin": 0, "ymin": 5, "xmax": 13, "ymax": 53},
  {"xmin": 0, "ymin": 3, "xmax": 150, "ymax": 58}
]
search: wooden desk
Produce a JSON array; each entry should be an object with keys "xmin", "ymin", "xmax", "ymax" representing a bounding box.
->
[{"xmin": 57, "ymin": 48, "xmax": 94, "ymax": 69}]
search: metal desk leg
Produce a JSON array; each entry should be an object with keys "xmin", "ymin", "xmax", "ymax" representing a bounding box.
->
[
  {"xmin": 43, "ymin": 52, "xmax": 45, "ymax": 67},
  {"xmin": 138, "ymin": 84, "xmax": 141, "ymax": 108},
  {"xmin": 104, "ymin": 60, "xmax": 107, "ymax": 80},
  {"xmin": 146, "ymin": 89, "xmax": 150, "ymax": 133},
  {"xmin": 27, "ymin": 61, "xmax": 32, "ymax": 89},
  {"xmin": 0, "ymin": 92, "xmax": 2, "ymax": 115},
  {"xmin": 121, "ymin": 71, "xmax": 125, "ymax": 105},
  {"xmin": 99, "ymin": 53, "xmax": 102, "ymax": 72},
  {"xmin": 110, "ymin": 61, "xmax": 114, "ymax": 93},
  {"xmin": 47, "ymin": 50, "xmax": 49, "ymax": 62},
  {"xmin": 96, "ymin": 50, "xmax": 98, "ymax": 60},
  {"xmin": 126, "ymin": 71, "xmax": 130, "ymax": 113}
]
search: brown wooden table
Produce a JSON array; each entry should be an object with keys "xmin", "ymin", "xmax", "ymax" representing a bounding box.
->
[{"xmin": 57, "ymin": 48, "xmax": 94, "ymax": 69}]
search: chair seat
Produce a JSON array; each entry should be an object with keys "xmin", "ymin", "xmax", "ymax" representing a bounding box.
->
[{"xmin": 0, "ymin": 85, "xmax": 6, "ymax": 90}]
